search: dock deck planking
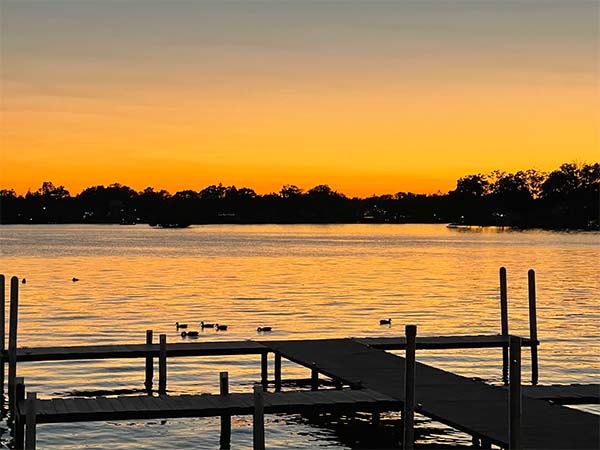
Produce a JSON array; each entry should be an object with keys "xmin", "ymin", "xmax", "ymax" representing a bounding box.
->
[
  {"xmin": 264, "ymin": 338, "xmax": 599, "ymax": 449},
  {"xmin": 518, "ymin": 383, "xmax": 599, "ymax": 404},
  {"xmin": 6, "ymin": 334, "xmax": 535, "ymax": 363},
  {"xmin": 21, "ymin": 388, "xmax": 399, "ymax": 424}
]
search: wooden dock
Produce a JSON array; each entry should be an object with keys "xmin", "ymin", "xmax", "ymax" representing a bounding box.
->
[{"xmin": 265, "ymin": 338, "xmax": 599, "ymax": 449}]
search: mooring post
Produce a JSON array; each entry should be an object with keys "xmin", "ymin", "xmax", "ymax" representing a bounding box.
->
[
  {"xmin": 0, "ymin": 274, "xmax": 5, "ymax": 405},
  {"xmin": 8, "ymin": 276, "xmax": 19, "ymax": 416},
  {"xmin": 144, "ymin": 330, "xmax": 153, "ymax": 393},
  {"xmin": 253, "ymin": 383, "xmax": 265, "ymax": 450},
  {"xmin": 25, "ymin": 391, "xmax": 36, "ymax": 450},
  {"xmin": 274, "ymin": 352, "xmax": 282, "ymax": 392},
  {"xmin": 509, "ymin": 336, "xmax": 522, "ymax": 450},
  {"xmin": 261, "ymin": 351, "xmax": 268, "ymax": 389},
  {"xmin": 528, "ymin": 269, "xmax": 539, "ymax": 385},
  {"xmin": 219, "ymin": 371, "xmax": 231, "ymax": 450},
  {"xmin": 14, "ymin": 377, "xmax": 25, "ymax": 449},
  {"xmin": 403, "ymin": 324, "xmax": 417, "ymax": 450},
  {"xmin": 499, "ymin": 267, "xmax": 509, "ymax": 384},
  {"xmin": 158, "ymin": 334, "xmax": 167, "ymax": 395},
  {"xmin": 311, "ymin": 364, "xmax": 319, "ymax": 391}
]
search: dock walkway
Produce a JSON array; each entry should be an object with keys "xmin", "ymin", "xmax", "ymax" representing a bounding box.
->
[{"xmin": 265, "ymin": 338, "xmax": 599, "ymax": 449}]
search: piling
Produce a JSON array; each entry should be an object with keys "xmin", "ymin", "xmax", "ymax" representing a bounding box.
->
[
  {"xmin": 499, "ymin": 267, "xmax": 509, "ymax": 384},
  {"xmin": 25, "ymin": 391, "xmax": 37, "ymax": 450},
  {"xmin": 8, "ymin": 276, "xmax": 19, "ymax": 415},
  {"xmin": 219, "ymin": 371, "xmax": 231, "ymax": 450},
  {"xmin": 158, "ymin": 334, "xmax": 167, "ymax": 395},
  {"xmin": 403, "ymin": 324, "xmax": 417, "ymax": 450},
  {"xmin": 14, "ymin": 377, "xmax": 25, "ymax": 449},
  {"xmin": 528, "ymin": 269, "xmax": 539, "ymax": 385},
  {"xmin": 144, "ymin": 330, "xmax": 153, "ymax": 393},
  {"xmin": 0, "ymin": 274, "xmax": 5, "ymax": 403},
  {"xmin": 311, "ymin": 365, "xmax": 319, "ymax": 391},
  {"xmin": 274, "ymin": 353, "xmax": 282, "ymax": 392},
  {"xmin": 260, "ymin": 352, "xmax": 268, "ymax": 388},
  {"xmin": 509, "ymin": 336, "xmax": 522, "ymax": 450},
  {"xmin": 253, "ymin": 383, "xmax": 265, "ymax": 450}
]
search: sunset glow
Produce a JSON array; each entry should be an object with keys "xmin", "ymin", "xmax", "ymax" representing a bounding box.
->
[{"xmin": 1, "ymin": 1, "xmax": 598, "ymax": 196}]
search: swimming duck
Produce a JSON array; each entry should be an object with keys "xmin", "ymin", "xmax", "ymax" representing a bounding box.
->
[
  {"xmin": 175, "ymin": 322, "xmax": 188, "ymax": 329},
  {"xmin": 379, "ymin": 318, "xmax": 392, "ymax": 325},
  {"xmin": 72, "ymin": 277, "xmax": 79, "ymax": 282},
  {"xmin": 200, "ymin": 321, "xmax": 215, "ymax": 328},
  {"xmin": 22, "ymin": 278, "xmax": 26, "ymax": 284},
  {"xmin": 181, "ymin": 331, "xmax": 199, "ymax": 337},
  {"xmin": 257, "ymin": 327, "xmax": 272, "ymax": 332},
  {"xmin": 215, "ymin": 324, "xmax": 228, "ymax": 331}
]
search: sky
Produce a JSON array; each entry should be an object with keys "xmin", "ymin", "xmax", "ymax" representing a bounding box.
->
[{"xmin": 1, "ymin": 0, "xmax": 598, "ymax": 197}]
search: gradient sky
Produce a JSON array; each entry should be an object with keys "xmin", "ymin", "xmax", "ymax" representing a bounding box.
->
[{"xmin": 1, "ymin": 1, "xmax": 598, "ymax": 197}]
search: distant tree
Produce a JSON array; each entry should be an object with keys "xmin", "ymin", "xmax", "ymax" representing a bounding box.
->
[
  {"xmin": 280, "ymin": 185, "xmax": 303, "ymax": 198},
  {"xmin": 35, "ymin": 181, "xmax": 70, "ymax": 199},
  {"xmin": 452, "ymin": 174, "xmax": 490, "ymax": 198}
]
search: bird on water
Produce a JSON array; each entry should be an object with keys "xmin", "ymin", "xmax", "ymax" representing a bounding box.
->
[
  {"xmin": 380, "ymin": 318, "xmax": 392, "ymax": 325},
  {"xmin": 215, "ymin": 324, "xmax": 228, "ymax": 331},
  {"xmin": 175, "ymin": 322, "xmax": 188, "ymax": 329},
  {"xmin": 200, "ymin": 321, "xmax": 215, "ymax": 328},
  {"xmin": 22, "ymin": 278, "xmax": 26, "ymax": 284},
  {"xmin": 257, "ymin": 327, "xmax": 272, "ymax": 332},
  {"xmin": 72, "ymin": 277, "xmax": 79, "ymax": 282},
  {"xmin": 181, "ymin": 331, "xmax": 199, "ymax": 337}
]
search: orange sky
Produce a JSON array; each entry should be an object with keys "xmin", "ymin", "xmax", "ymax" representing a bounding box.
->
[{"xmin": 1, "ymin": 1, "xmax": 598, "ymax": 197}]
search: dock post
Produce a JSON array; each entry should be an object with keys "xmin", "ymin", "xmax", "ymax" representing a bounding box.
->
[
  {"xmin": 253, "ymin": 383, "xmax": 265, "ymax": 450},
  {"xmin": 25, "ymin": 391, "xmax": 36, "ymax": 450},
  {"xmin": 274, "ymin": 353, "xmax": 282, "ymax": 392},
  {"xmin": 8, "ymin": 276, "xmax": 19, "ymax": 416},
  {"xmin": 261, "ymin": 352, "xmax": 268, "ymax": 389},
  {"xmin": 403, "ymin": 324, "xmax": 417, "ymax": 450},
  {"xmin": 14, "ymin": 377, "xmax": 25, "ymax": 449},
  {"xmin": 219, "ymin": 371, "xmax": 231, "ymax": 450},
  {"xmin": 158, "ymin": 334, "xmax": 167, "ymax": 395},
  {"xmin": 528, "ymin": 269, "xmax": 539, "ymax": 385},
  {"xmin": 509, "ymin": 336, "xmax": 522, "ymax": 450},
  {"xmin": 144, "ymin": 330, "xmax": 153, "ymax": 393},
  {"xmin": 1, "ymin": 274, "xmax": 5, "ymax": 408},
  {"xmin": 311, "ymin": 365, "xmax": 319, "ymax": 391},
  {"xmin": 499, "ymin": 267, "xmax": 509, "ymax": 384}
]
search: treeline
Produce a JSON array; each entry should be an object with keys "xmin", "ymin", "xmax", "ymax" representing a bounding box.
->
[{"xmin": 0, "ymin": 162, "xmax": 598, "ymax": 229}]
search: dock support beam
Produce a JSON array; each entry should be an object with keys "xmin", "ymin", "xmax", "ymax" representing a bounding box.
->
[
  {"xmin": 158, "ymin": 334, "xmax": 167, "ymax": 395},
  {"xmin": 8, "ymin": 276, "xmax": 19, "ymax": 416},
  {"xmin": 509, "ymin": 336, "xmax": 522, "ymax": 450},
  {"xmin": 1, "ymin": 274, "xmax": 5, "ymax": 391},
  {"xmin": 499, "ymin": 267, "xmax": 509, "ymax": 384},
  {"xmin": 261, "ymin": 352, "xmax": 268, "ymax": 389},
  {"xmin": 219, "ymin": 372, "xmax": 231, "ymax": 450},
  {"xmin": 528, "ymin": 269, "xmax": 539, "ymax": 385},
  {"xmin": 274, "ymin": 353, "xmax": 282, "ymax": 392},
  {"xmin": 253, "ymin": 383, "xmax": 265, "ymax": 450},
  {"xmin": 14, "ymin": 377, "xmax": 25, "ymax": 449},
  {"xmin": 403, "ymin": 324, "xmax": 417, "ymax": 450},
  {"xmin": 144, "ymin": 330, "xmax": 153, "ymax": 393},
  {"xmin": 25, "ymin": 391, "xmax": 36, "ymax": 450}
]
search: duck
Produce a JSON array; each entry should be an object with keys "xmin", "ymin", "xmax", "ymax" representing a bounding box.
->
[
  {"xmin": 200, "ymin": 321, "xmax": 215, "ymax": 329},
  {"xmin": 72, "ymin": 277, "xmax": 79, "ymax": 282},
  {"xmin": 257, "ymin": 327, "xmax": 272, "ymax": 332},
  {"xmin": 215, "ymin": 324, "xmax": 228, "ymax": 331},
  {"xmin": 175, "ymin": 322, "xmax": 188, "ymax": 329},
  {"xmin": 379, "ymin": 318, "xmax": 392, "ymax": 325},
  {"xmin": 22, "ymin": 278, "xmax": 26, "ymax": 284},
  {"xmin": 181, "ymin": 331, "xmax": 199, "ymax": 337}
]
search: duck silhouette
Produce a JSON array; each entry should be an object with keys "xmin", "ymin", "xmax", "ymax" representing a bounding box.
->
[
  {"xmin": 215, "ymin": 324, "xmax": 228, "ymax": 331},
  {"xmin": 379, "ymin": 318, "xmax": 392, "ymax": 325},
  {"xmin": 72, "ymin": 277, "xmax": 79, "ymax": 282},
  {"xmin": 181, "ymin": 331, "xmax": 199, "ymax": 337},
  {"xmin": 175, "ymin": 322, "xmax": 188, "ymax": 329},
  {"xmin": 22, "ymin": 278, "xmax": 26, "ymax": 284},
  {"xmin": 257, "ymin": 327, "xmax": 272, "ymax": 332},
  {"xmin": 201, "ymin": 321, "xmax": 215, "ymax": 329}
]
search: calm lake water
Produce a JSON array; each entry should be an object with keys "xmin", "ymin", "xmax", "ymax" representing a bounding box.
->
[{"xmin": 0, "ymin": 224, "xmax": 598, "ymax": 449}]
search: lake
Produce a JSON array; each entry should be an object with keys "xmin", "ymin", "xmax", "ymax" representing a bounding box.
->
[{"xmin": 0, "ymin": 224, "xmax": 598, "ymax": 448}]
